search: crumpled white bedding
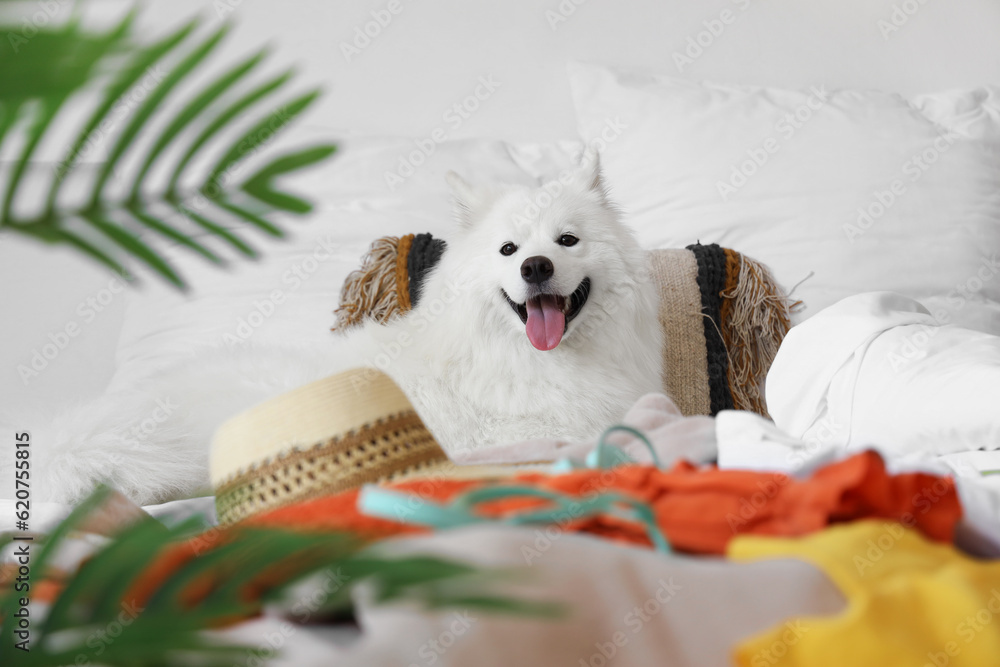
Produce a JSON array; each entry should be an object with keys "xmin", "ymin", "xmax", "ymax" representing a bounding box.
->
[
  {"xmin": 766, "ymin": 291, "xmax": 1000, "ymax": 458},
  {"xmin": 717, "ymin": 290, "xmax": 1000, "ymax": 557}
]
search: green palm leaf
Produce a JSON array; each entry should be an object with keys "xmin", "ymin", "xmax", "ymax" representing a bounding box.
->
[
  {"xmin": 172, "ymin": 201, "xmax": 258, "ymax": 258},
  {"xmin": 0, "ymin": 14, "xmax": 129, "ymax": 99},
  {"xmin": 126, "ymin": 205, "xmax": 224, "ymax": 265},
  {"xmin": 0, "ymin": 487, "xmax": 113, "ymax": 663},
  {"xmin": 23, "ymin": 223, "xmax": 134, "ymax": 279},
  {"xmin": 242, "ymin": 145, "xmax": 338, "ymax": 213},
  {"xmin": 81, "ymin": 211, "xmax": 186, "ymax": 288},
  {"xmin": 165, "ymin": 69, "xmax": 294, "ymax": 198},
  {"xmin": 1, "ymin": 487, "xmax": 559, "ymax": 667},
  {"xmin": 0, "ymin": 6, "xmax": 337, "ymax": 290},
  {"xmin": 88, "ymin": 25, "xmax": 232, "ymax": 209},
  {"xmin": 127, "ymin": 48, "xmax": 269, "ymax": 202},
  {"xmin": 45, "ymin": 13, "xmax": 190, "ymax": 212}
]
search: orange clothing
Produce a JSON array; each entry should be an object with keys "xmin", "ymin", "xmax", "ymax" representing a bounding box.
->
[
  {"xmin": 17, "ymin": 451, "xmax": 961, "ymax": 616},
  {"xmin": 26, "ymin": 451, "xmax": 958, "ymax": 628},
  {"xmin": 250, "ymin": 449, "xmax": 962, "ymax": 554}
]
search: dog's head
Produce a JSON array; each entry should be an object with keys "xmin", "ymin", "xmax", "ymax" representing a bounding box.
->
[{"xmin": 444, "ymin": 152, "xmax": 643, "ymax": 352}]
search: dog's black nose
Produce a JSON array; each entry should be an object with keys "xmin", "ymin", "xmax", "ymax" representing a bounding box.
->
[{"xmin": 521, "ymin": 256, "xmax": 554, "ymax": 284}]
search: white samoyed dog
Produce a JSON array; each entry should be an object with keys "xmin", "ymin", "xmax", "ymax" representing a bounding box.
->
[{"xmin": 346, "ymin": 152, "xmax": 664, "ymax": 454}]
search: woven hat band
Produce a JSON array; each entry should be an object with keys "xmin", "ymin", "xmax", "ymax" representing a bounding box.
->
[
  {"xmin": 211, "ymin": 368, "xmax": 414, "ymax": 486},
  {"xmin": 215, "ymin": 409, "xmax": 449, "ymax": 525},
  {"xmin": 210, "ymin": 368, "xmax": 455, "ymax": 524}
]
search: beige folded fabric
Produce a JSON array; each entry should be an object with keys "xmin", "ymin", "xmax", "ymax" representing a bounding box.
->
[{"xmin": 649, "ymin": 249, "xmax": 712, "ymax": 417}]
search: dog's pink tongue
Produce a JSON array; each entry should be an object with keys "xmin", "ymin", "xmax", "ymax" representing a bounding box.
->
[{"xmin": 525, "ymin": 295, "xmax": 565, "ymax": 351}]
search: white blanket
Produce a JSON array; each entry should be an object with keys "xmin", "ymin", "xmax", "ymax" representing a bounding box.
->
[
  {"xmin": 716, "ymin": 291, "xmax": 1000, "ymax": 556},
  {"xmin": 766, "ymin": 291, "xmax": 1000, "ymax": 457}
]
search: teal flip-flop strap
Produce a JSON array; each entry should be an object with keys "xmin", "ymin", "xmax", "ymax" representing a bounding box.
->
[
  {"xmin": 589, "ymin": 424, "xmax": 662, "ymax": 469},
  {"xmin": 551, "ymin": 424, "xmax": 662, "ymax": 473},
  {"xmin": 358, "ymin": 482, "xmax": 671, "ymax": 553}
]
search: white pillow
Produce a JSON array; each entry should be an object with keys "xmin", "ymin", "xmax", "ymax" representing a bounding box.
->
[{"xmin": 569, "ymin": 62, "xmax": 1000, "ymax": 329}]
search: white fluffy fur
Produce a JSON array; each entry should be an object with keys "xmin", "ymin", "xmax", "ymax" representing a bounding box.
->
[
  {"xmin": 346, "ymin": 153, "xmax": 665, "ymax": 453},
  {"xmin": 6, "ymin": 154, "xmax": 664, "ymax": 506},
  {"xmin": 0, "ymin": 344, "xmax": 354, "ymax": 505}
]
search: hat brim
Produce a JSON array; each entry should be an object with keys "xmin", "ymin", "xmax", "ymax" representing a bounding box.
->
[{"xmin": 211, "ymin": 368, "xmax": 521, "ymax": 525}]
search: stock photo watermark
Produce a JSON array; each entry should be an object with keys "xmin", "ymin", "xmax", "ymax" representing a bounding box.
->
[
  {"xmin": 383, "ymin": 75, "xmax": 502, "ymax": 191},
  {"xmin": 123, "ymin": 397, "xmax": 179, "ymax": 449},
  {"xmin": 288, "ymin": 567, "xmax": 350, "ymax": 623},
  {"xmin": 221, "ymin": 235, "xmax": 354, "ymax": 344},
  {"xmin": 226, "ymin": 567, "xmax": 351, "ymax": 666},
  {"xmin": 923, "ymin": 589, "xmax": 1000, "ymax": 667},
  {"xmin": 5, "ymin": 0, "xmax": 70, "ymax": 53},
  {"xmin": 340, "ymin": 0, "xmax": 414, "ymax": 62},
  {"xmin": 509, "ymin": 117, "xmax": 628, "ymax": 231},
  {"xmin": 230, "ymin": 622, "xmax": 296, "ymax": 667},
  {"xmin": 520, "ymin": 467, "xmax": 633, "ymax": 565},
  {"xmin": 843, "ymin": 131, "xmax": 957, "ymax": 243},
  {"xmin": 192, "ymin": 106, "xmax": 296, "ymax": 207},
  {"xmin": 53, "ymin": 65, "xmax": 167, "ymax": 176},
  {"xmin": 885, "ymin": 254, "xmax": 999, "ymax": 372},
  {"xmin": 578, "ymin": 577, "xmax": 681, "ymax": 667},
  {"xmin": 520, "ymin": 501, "xmax": 588, "ymax": 565},
  {"xmin": 10, "ymin": 431, "xmax": 32, "ymax": 652},
  {"xmin": 877, "ymin": 0, "xmax": 932, "ymax": 41},
  {"xmin": 672, "ymin": 0, "xmax": 756, "ymax": 73},
  {"xmin": 748, "ymin": 620, "xmax": 809, "ymax": 667},
  {"xmin": 725, "ymin": 472, "xmax": 791, "ymax": 532},
  {"xmin": 716, "ymin": 85, "xmax": 830, "ymax": 201},
  {"xmin": 77, "ymin": 601, "xmax": 145, "ymax": 663},
  {"xmin": 17, "ymin": 271, "xmax": 129, "ymax": 385},
  {"xmin": 853, "ymin": 479, "xmax": 951, "ymax": 576},
  {"xmin": 408, "ymin": 611, "xmax": 478, "ymax": 667},
  {"xmin": 545, "ymin": 0, "xmax": 591, "ymax": 31},
  {"xmin": 213, "ymin": 0, "xmax": 243, "ymax": 20},
  {"xmin": 784, "ymin": 414, "xmax": 846, "ymax": 468},
  {"xmin": 347, "ymin": 276, "xmax": 467, "ymax": 392}
]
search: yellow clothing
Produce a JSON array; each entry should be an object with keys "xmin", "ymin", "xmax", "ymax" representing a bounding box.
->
[{"xmin": 728, "ymin": 520, "xmax": 1000, "ymax": 667}]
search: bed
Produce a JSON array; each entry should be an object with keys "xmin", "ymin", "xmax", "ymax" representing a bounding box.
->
[{"xmin": 2, "ymin": 1, "xmax": 1000, "ymax": 665}]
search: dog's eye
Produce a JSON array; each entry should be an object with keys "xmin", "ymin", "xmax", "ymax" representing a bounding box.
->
[
  {"xmin": 499, "ymin": 242, "xmax": 518, "ymax": 256},
  {"xmin": 558, "ymin": 234, "xmax": 579, "ymax": 247}
]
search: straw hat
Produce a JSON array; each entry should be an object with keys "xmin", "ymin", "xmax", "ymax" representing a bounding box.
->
[{"xmin": 210, "ymin": 368, "xmax": 509, "ymax": 525}]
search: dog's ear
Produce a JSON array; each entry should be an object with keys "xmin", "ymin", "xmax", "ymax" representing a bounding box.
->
[
  {"xmin": 445, "ymin": 170, "xmax": 483, "ymax": 227},
  {"xmin": 574, "ymin": 149, "xmax": 607, "ymax": 199}
]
